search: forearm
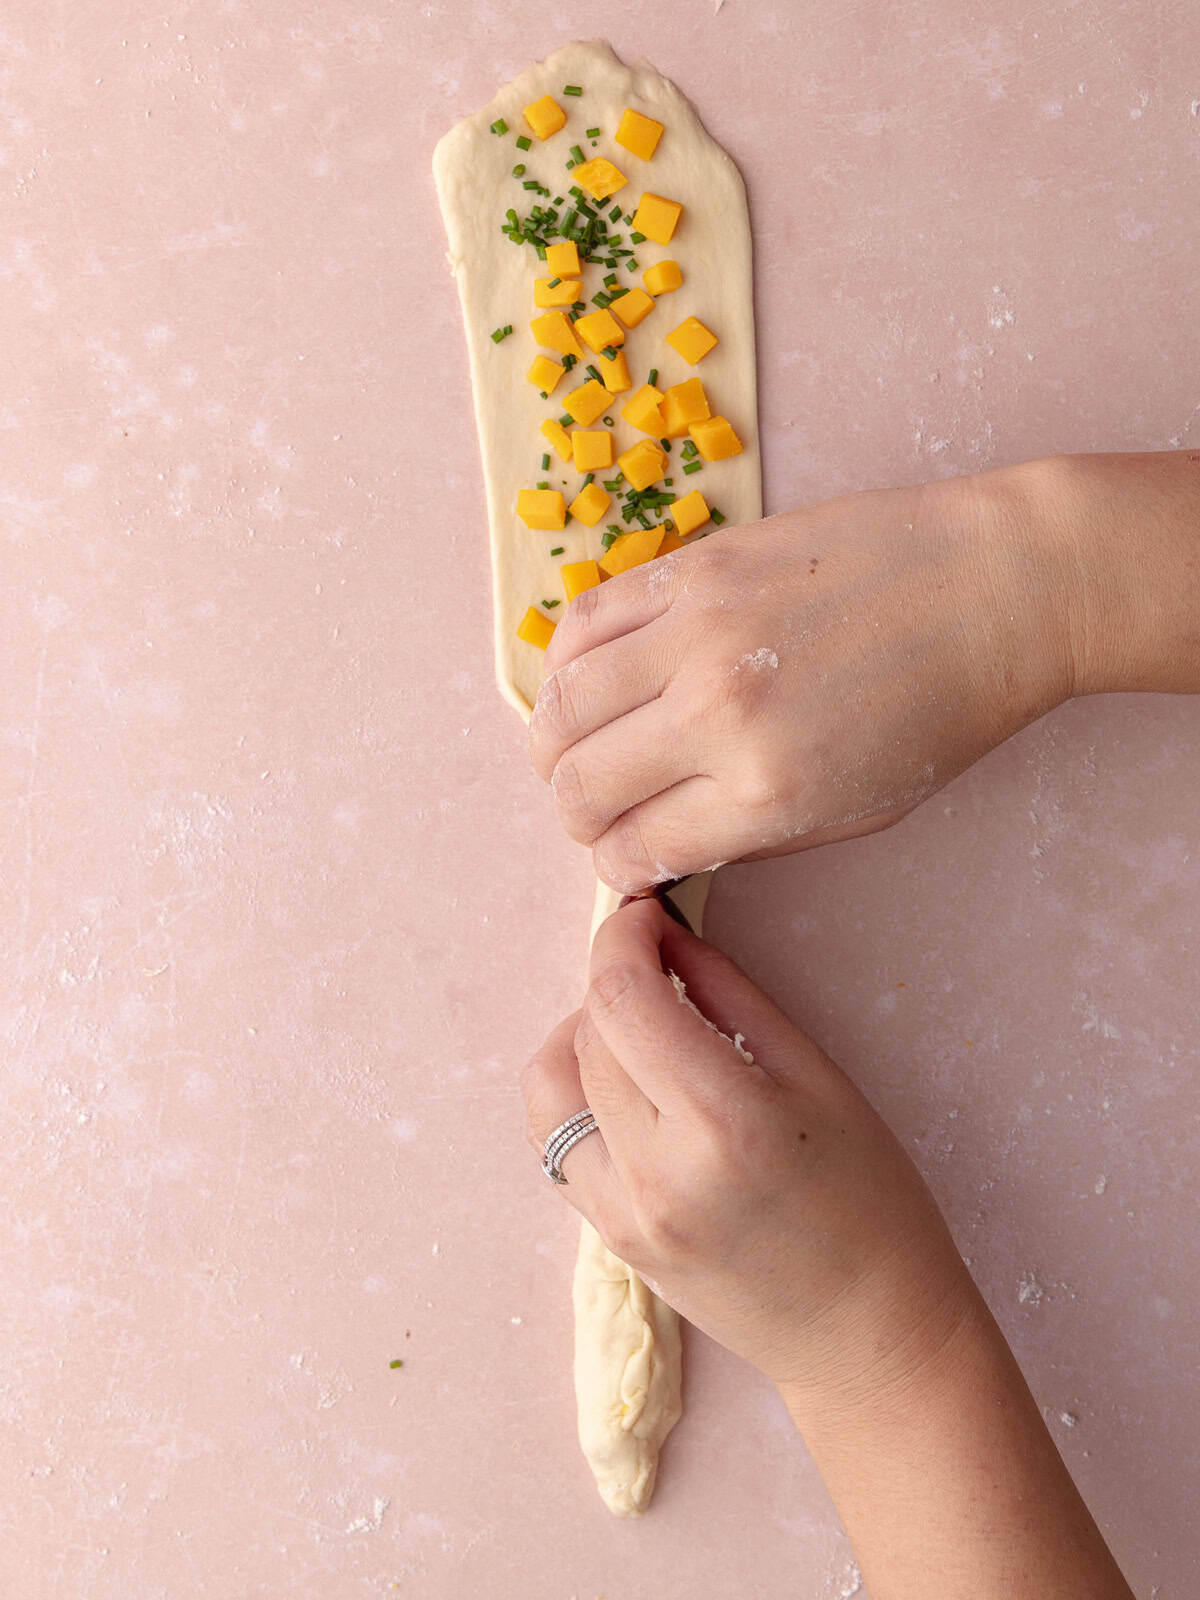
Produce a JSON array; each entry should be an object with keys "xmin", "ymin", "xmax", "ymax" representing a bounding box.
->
[
  {"xmin": 1027, "ymin": 450, "xmax": 1200, "ymax": 698},
  {"xmin": 779, "ymin": 1280, "xmax": 1133, "ymax": 1600}
]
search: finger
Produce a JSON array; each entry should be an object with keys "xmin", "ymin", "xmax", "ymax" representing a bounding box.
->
[
  {"xmin": 530, "ymin": 616, "xmax": 676, "ymax": 784},
  {"xmin": 520, "ymin": 1014, "xmax": 622, "ymax": 1210},
  {"xmin": 541, "ymin": 547, "xmax": 688, "ymax": 678},
  {"xmin": 548, "ymin": 694, "xmax": 701, "ymax": 848},
  {"xmin": 572, "ymin": 1006, "xmax": 659, "ymax": 1190},
  {"xmin": 586, "ymin": 898, "xmax": 765, "ymax": 1118},
  {"xmin": 590, "ymin": 775, "xmax": 734, "ymax": 893}
]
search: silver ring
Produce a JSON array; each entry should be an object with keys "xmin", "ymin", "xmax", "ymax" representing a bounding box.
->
[{"xmin": 542, "ymin": 1108, "xmax": 599, "ymax": 1185}]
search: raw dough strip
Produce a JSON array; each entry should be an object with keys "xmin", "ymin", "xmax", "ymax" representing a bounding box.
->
[{"xmin": 435, "ymin": 40, "xmax": 759, "ymax": 1515}]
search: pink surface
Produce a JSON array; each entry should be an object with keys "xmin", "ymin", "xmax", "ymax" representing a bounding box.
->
[{"xmin": 3, "ymin": 4, "xmax": 1198, "ymax": 1596}]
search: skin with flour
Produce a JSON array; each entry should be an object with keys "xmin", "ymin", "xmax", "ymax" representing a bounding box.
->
[{"xmin": 434, "ymin": 41, "xmax": 759, "ymax": 1513}]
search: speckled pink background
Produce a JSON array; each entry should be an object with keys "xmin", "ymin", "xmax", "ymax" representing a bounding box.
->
[{"xmin": 4, "ymin": 4, "xmax": 1199, "ymax": 1597}]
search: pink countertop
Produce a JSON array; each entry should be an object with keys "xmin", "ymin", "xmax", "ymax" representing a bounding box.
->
[{"xmin": 3, "ymin": 4, "xmax": 1198, "ymax": 1596}]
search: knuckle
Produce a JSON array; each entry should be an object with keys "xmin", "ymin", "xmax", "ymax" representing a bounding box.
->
[
  {"xmin": 594, "ymin": 809, "xmax": 656, "ymax": 893},
  {"xmin": 590, "ymin": 957, "xmax": 642, "ymax": 1012},
  {"xmin": 631, "ymin": 1182, "xmax": 695, "ymax": 1259},
  {"xmin": 732, "ymin": 751, "xmax": 785, "ymax": 815},
  {"xmin": 551, "ymin": 753, "xmax": 603, "ymax": 843},
  {"xmin": 532, "ymin": 663, "xmax": 577, "ymax": 749}
]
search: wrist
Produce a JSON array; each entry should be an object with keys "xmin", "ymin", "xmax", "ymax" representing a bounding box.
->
[{"xmin": 1018, "ymin": 451, "xmax": 1200, "ymax": 698}]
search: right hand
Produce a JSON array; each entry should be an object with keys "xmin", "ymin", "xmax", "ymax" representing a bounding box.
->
[{"xmin": 530, "ymin": 458, "xmax": 1082, "ymax": 892}]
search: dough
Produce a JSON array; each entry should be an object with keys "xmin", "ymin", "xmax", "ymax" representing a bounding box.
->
[{"xmin": 434, "ymin": 40, "xmax": 760, "ymax": 1514}]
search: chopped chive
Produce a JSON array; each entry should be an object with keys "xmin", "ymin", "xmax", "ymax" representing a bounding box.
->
[
  {"xmin": 604, "ymin": 272, "xmax": 618, "ymax": 287},
  {"xmin": 601, "ymin": 345, "xmax": 617, "ymax": 359},
  {"xmin": 636, "ymin": 512, "xmax": 652, "ymax": 529},
  {"xmin": 516, "ymin": 134, "xmax": 531, "ymax": 151},
  {"xmin": 558, "ymin": 414, "xmax": 572, "ymax": 427},
  {"xmin": 490, "ymin": 326, "xmax": 511, "ymax": 343},
  {"xmin": 681, "ymin": 441, "xmax": 698, "ymax": 459},
  {"xmin": 660, "ymin": 439, "xmax": 671, "ymax": 451},
  {"xmin": 522, "ymin": 179, "xmax": 541, "ymax": 190},
  {"xmin": 586, "ymin": 126, "xmax": 600, "ymax": 139},
  {"xmin": 623, "ymin": 213, "xmax": 633, "ymax": 225},
  {"xmin": 602, "ymin": 478, "xmax": 622, "ymax": 491},
  {"xmin": 627, "ymin": 259, "xmax": 638, "ymax": 270},
  {"xmin": 603, "ymin": 416, "xmax": 614, "ymax": 427},
  {"xmin": 550, "ymin": 546, "xmax": 565, "ymax": 557},
  {"xmin": 547, "ymin": 276, "xmax": 561, "ymax": 288},
  {"xmin": 630, "ymin": 231, "xmax": 645, "ymax": 244},
  {"xmin": 490, "ymin": 118, "xmax": 508, "ymax": 136},
  {"xmin": 537, "ymin": 480, "xmax": 550, "ymax": 489},
  {"xmin": 571, "ymin": 301, "xmax": 586, "ymax": 314},
  {"xmin": 711, "ymin": 509, "xmax": 726, "ymax": 525},
  {"xmin": 585, "ymin": 364, "xmax": 601, "ymax": 381},
  {"xmin": 539, "ymin": 391, "xmax": 547, "ymax": 399},
  {"xmin": 543, "ymin": 598, "xmax": 561, "ymax": 608},
  {"xmin": 608, "ymin": 205, "xmax": 621, "ymax": 222},
  {"xmin": 648, "ymin": 368, "xmax": 659, "ymax": 386},
  {"xmin": 569, "ymin": 144, "xmax": 585, "ymax": 164},
  {"xmin": 664, "ymin": 477, "xmax": 674, "ymax": 486},
  {"xmin": 562, "ymin": 354, "xmax": 577, "ymax": 371},
  {"xmin": 583, "ymin": 472, "xmax": 595, "ymax": 487},
  {"xmin": 564, "ymin": 84, "xmax": 583, "ymax": 96},
  {"xmin": 534, "ymin": 242, "xmax": 547, "ymax": 260},
  {"xmin": 592, "ymin": 291, "xmax": 612, "ymax": 308},
  {"xmin": 541, "ymin": 453, "xmax": 551, "ymax": 470},
  {"xmin": 683, "ymin": 460, "xmax": 703, "ymax": 475},
  {"xmin": 601, "ymin": 529, "xmax": 619, "ymax": 549},
  {"xmin": 390, "ymin": 1359, "xmax": 404, "ymax": 1369},
  {"xmin": 512, "ymin": 163, "xmax": 526, "ymax": 177}
]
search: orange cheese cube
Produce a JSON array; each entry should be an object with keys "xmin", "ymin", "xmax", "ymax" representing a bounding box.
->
[
  {"xmin": 609, "ymin": 287, "xmax": 655, "ymax": 329},
  {"xmin": 643, "ymin": 259, "xmax": 682, "ymax": 296},
  {"xmin": 690, "ymin": 416, "xmax": 744, "ymax": 461},
  {"xmin": 600, "ymin": 526, "xmax": 665, "ymax": 576},
  {"xmin": 656, "ymin": 527, "xmax": 686, "ymax": 556},
  {"xmin": 562, "ymin": 558, "xmax": 603, "ymax": 599},
  {"xmin": 530, "ymin": 311, "xmax": 584, "ymax": 360},
  {"xmin": 541, "ymin": 417, "xmax": 573, "ymax": 463},
  {"xmin": 562, "ymin": 378, "xmax": 611, "ymax": 426},
  {"xmin": 524, "ymin": 95, "xmax": 566, "ymax": 140},
  {"xmin": 615, "ymin": 108, "xmax": 664, "ymax": 161},
  {"xmin": 665, "ymin": 315, "xmax": 718, "ymax": 365},
  {"xmin": 526, "ymin": 354, "xmax": 564, "ymax": 395},
  {"xmin": 517, "ymin": 488, "xmax": 566, "ymax": 530},
  {"xmin": 669, "ymin": 487, "xmax": 710, "ymax": 537},
  {"xmin": 535, "ymin": 277, "xmax": 582, "ymax": 309},
  {"xmin": 631, "ymin": 192, "xmax": 682, "ymax": 245},
  {"xmin": 567, "ymin": 485, "xmax": 611, "ymax": 529},
  {"xmin": 571, "ymin": 429, "xmax": 614, "ymax": 472},
  {"xmin": 597, "ymin": 349, "xmax": 632, "ymax": 393},
  {"xmin": 616, "ymin": 439, "xmax": 668, "ymax": 492},
  {"xmin": 661, "ymin": 376, "xmax": 711, "ymax": 437},
  {"xmin": 573, "ymin": 308, "xmax": 625, "ymax": 353},
  {"xmin": 621, "ymin": 383, "xmax": 666, "ymax": 435},
  {"xmin": 545, "ymin": 240, "xmax": 580, "ymax": 278},
  {"xmin": 573, "ymin": 156, "xmax": 628, "ymax": 200},
  {"xmin": 517, "ymin": 606, "xmax": 557, "ymax": 649}
]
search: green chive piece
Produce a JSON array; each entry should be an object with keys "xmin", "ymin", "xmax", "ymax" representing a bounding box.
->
[
  {"xmin": 547, "ymin": 276, "xmax": 561, "ymax": 288},
  {"xmin": 583, "ymin": 472, "xmax": 595, "ymax": 487},
  {"xmin": 602, "ymin": 479, "xmax": 622, "ymax": 491},
  {"xmin": 647, "ymin": 368, "xmax": 659, "ymax": 387},
  {"xmin": 683, "ymin": 460, "xmax": 703, "ymax": 475},
  {"xmin": 711, "ymin": 509, "xmax": 726, "ymax": 525},
  {"xmin": 390, "ymin": 1359, "xmax": 404, "ymax": 1369},
  {"xmin": 543, "ymin": 598, "xmax": 561, "ymax": 608},
  {"xmin": 523, "ymin": 179, "xmax": 541, "ymax": 190},
  {"xmin": 604, "ymin": 272, "xmax": 618, "ymax": 287},
  {"xmin": 550, "ymin": 546, "xmax": 565, "ymax": 556},
  {"xmin": 591, "ymin": 291, "xmax": 611, "ymax": 308},
  {"xmin": 516, "ymin": 135, "xmax": 531, "ymax": 151},
  {"xmin": 681, "ymin": 441, "xmax": 698, "ymax": 459},
  {"xmin": 491, "ymin": 118, "xmax": 508, "ymax": 136},
  {"xmin": 537, "ymin": 480, "xmax": 550, "ymax": 489},
  {"xmin": 558, "ymin": 414, "xmax": 572, "ymax": 427},
  {"xmin": 541, "ymin": 453, "xmax": 551, "ymax": 471},
  {"xmin": 539, "ymin": 391, "xmax": 548, "ymax": 399},
  {"xmin": 601, "ymin": 530, "xmax": 618, "ymax": 550},
  {"xmin": 562, "ymin": 354, "xmax": 577, "ymax": 371},
  {"xmin": 664, "ymin": 477, "xmax": 674, "ymax": 486},
  {"xmin": 512, "ymin": 163, "xmax": 526, "ymax": 177},
  {"xmin": 586, "ymin": 364, "xmax": 601, "ymax": 381},
  {"xmin": 660, "ymin": 439, "xmax": 671, "ymax": 451},
  {"xmin": 630, "ymin": 231, "xmax": 645, "ymax": 244},
  {"xmin": 603, "ymin": 416, "xmax": 614, "ymax": 427},
  {"xmin": 623, "ymin": 213, "xmax": 633, "ymax": 225},
  {"xmin": 586, "ymin": 127, "xmax": 600, "ymax": 139},
  {"xmin": 564, "ymin": 84, "xmax": 583, "ymax": 96},
  {"xmin": 490, "ymin": 326, "xmax": 511, "ymax": 343}
]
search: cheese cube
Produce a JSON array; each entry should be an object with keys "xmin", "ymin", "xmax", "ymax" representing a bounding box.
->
[
  {"xmin": 517, "ymin": 606, "xmax": 557, "ymax": 649},
  {"xmin": 665, "ymin": 315, "xmax": 718, "ymax": 365},
  {"xmin": 631, "ymin": 192, "xmax": 682, "ymax": 245},
  {"xmin": 531, "ymin": 311, "xmax": 584, "ymax": 360},
  {"xmin": 573, "ymin": 156, "xmax": 628, "ymax": 200},
  {"xmin": 669, "ymin": 488, "xmax": 710, "ymax": 537},
  {"xmin": 571, "ymin": 429, "xmax": 614, "ymax": 472},
  {"xmin": 690, "ymin": 416, "xmax": 744, "ymax": 461},
  {"xmin": 541, "ymin": 417, "xmax": 573, "ymax": 463},
  {"xmin": 573, "ymin": 308, "xmax": 625, "ymax": 353},
  {"xmin": 597, "ymin": 349, "xmax": 632, "ymax": 393},
  {"xmin": 517, "ymin": 488, "xmax": 567, "ymax": 530},
  {"xmin": 656, "ymin": 527, "xmax": 686, "ymax": 556},
  {"xmin": 567, "ymin": 485, "xmax": 611, "ymax": 528},
  {"xmin": 526, "ymin": 354, "xmax": 564, "ymax": 395},
  {"xmin": 562, "ymin": 378, "xmax": 611, "ymax": 426},
  {"xmin": 616, "ymin": 439, "xmax": 668, "ymax": 492},
  {"xmin": 535, "ymin": 277, "xmax": 582, "ymax": 308},
  {"xmin": 524, "ymin": 95, "xmax": 566, "ymax": 141},
  {"xmin": 643, "ymin": 259, "xmax": 682, "ymax": 296},
  {"xmin": 562, "ymin": 558, "xmax": 604, "ymax": 599},
  {"xmin": 545, "ymin": 240, "xmax": 580, "ymax": 278},
  {"xmin": 609, "ymin": 287, "xmax": 655, "ymax": 329},
  {"xmin": 621, "ymin": 383, "xmax": 666, "ymax": 435},
  {"xmin": 600, "ymin": 526, "xmax": 665, "ymax": 576},
  {"xmin": 615, "ymin": 108, "xmax": 664, "ymax": 161},
  {"xmin": 661, "ymin": 376, "xmax": 711, "ymax": 438}
]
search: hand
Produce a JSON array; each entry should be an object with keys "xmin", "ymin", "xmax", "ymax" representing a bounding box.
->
[
  {"xmin": 521, "ymin": 897, "xmax": 973, "ymax": 1394},
  {"xmin": 529, "ymin": 459, "xmax": 1079, "ymax": 893}
]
